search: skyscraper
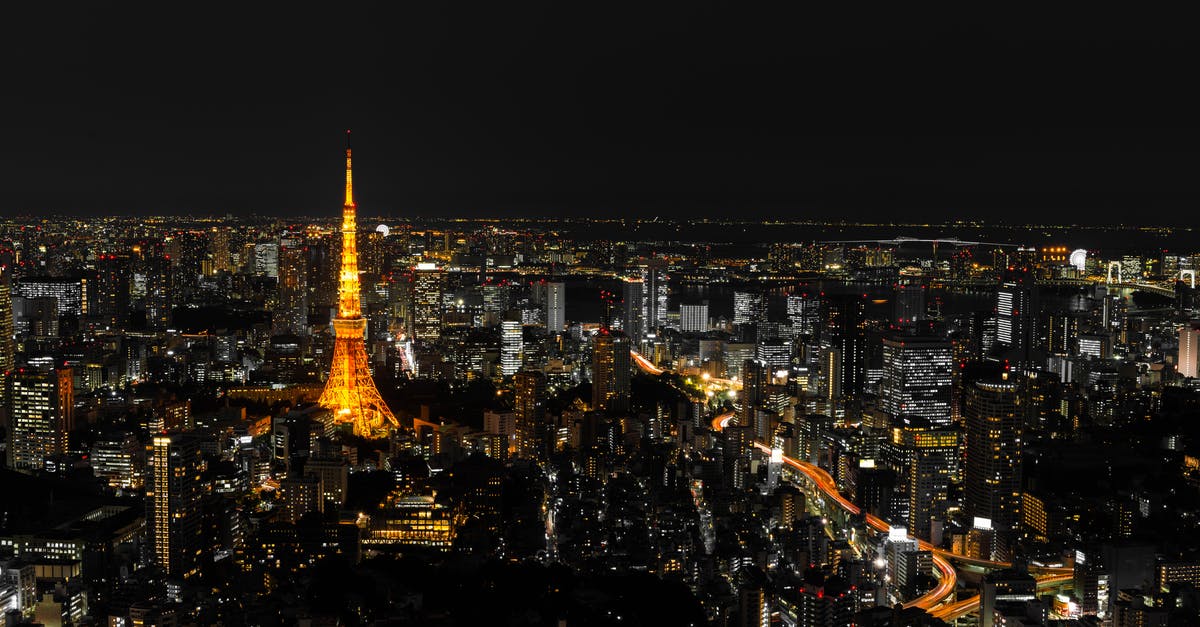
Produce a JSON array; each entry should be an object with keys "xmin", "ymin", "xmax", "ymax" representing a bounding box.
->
[
  {"xmin": 643, "ymin": 258, "xmax": 669, "ymax": 336},
  {"xmin": 733, "ymin": 291, "xmax": 765, "ymax": 326},
  {"xmin": 680, "ymin": 302, "xmax": 708, "ymax": 333},
  {"xmin": 591, "ymin": 330, "xmax": 630, "ymax": 412},
  {"xmin": 500, "ymin": 319, "xmax": 523, "ymax": 376},
  {"xmin": 513, "ymin": 370, "xmax": 547, "ymax": 459},
  {"xmin": 316, "ymin": 133, "xmax": 398, "ymax": 438},
  {"xmin": 825, "ymin": 294, "xmax": 866, "ymax": 398},
  {"xmin": 0, "ymin": 265, "xmax": 13, "ymax": 381},
  {"xmin": 534, "ymin": 281, "xmax": 565, "ymax": 333},
  {"xmin": 1179, "ymin": 322, "xmax": 1200, "ymax": 378},
  {"xmin": 996, "ymin": 272, "xmax": 1035, "ymax": 371},
  {"xmin": 6, "ymin": 367, "xmax": 73, "ymax": 472},
  {"xmin": 621, "ymin": 277, "xmax": 644, "ymax": 344},
  {"xmin": 412, "ymin": 262, "xmax": 444, "ymax": 342},
  {"xmin": 964, "ymin": 377, "xmax": 1023, "ymax": 558},
  {"xmin": 276, "ymin": 235, "xmax": 309, "ymax": 335},
  {"xmin": 879, "ymin": 331, "xmax": 953, "ymax": 426},
  {"xmin": 148, "ymin": 433, "xmax": 204, "ymax": 579}
]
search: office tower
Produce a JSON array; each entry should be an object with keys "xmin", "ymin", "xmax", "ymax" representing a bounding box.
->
[
  {"xmin": 500, "ymin": 319, "xmax": 523, "ymax": 376},
  {"xmin": 754, "ymin": 338, "xmax": 791, "ymax": 372},
  {"xmin": 513, "ymin": 370, "xmax": 547, "ymax": 459},
  {"xmin": 280, "ymin": 474, "xmax": 323, "ymax": 523},
  {"xmin": 1179, "ymin": 322, "xmax": 1200, "ymax": 378},
  {"xmin": 898, "ymin": 422, "xmax": 960, "ymax": 540},
  {"xmin": 879, "ymin": 331, "xmax": 953, "ymax": 426},
  {"xmin": 253, "ymin": 242, "xmax": 279, "ymax": 278},
  {"xmin": 534, "ymin": 281, "xmax": 566, "ymax": 332},
  {"xmin": 733, "ymin": 291, "xmax": 765, "ymax": 326},
  {"xmin": 825, "ymin": 294, "xmax": 866, "ymax": 398},
  {"xmin": 305, "ymin": 456, "xmax": 349, "ymax": 510},
  {"xmin": 786, "ymin": 293, "xmax": 820, "ymax": 338},
  {"xmin": 316, "ymin": 134, "xmax": 398, "ymax": 438},
  {"xmin": 996, "ymin": 272, "xmax": 1034, "ymax": 371},
  {"xmin": 679, "ymin": 302, "xmax": 708, "ymax": 333},
  {"xmin": 591, "ymin": 331, "xmax": 630, "ymax": 412},
  {"xmin": 412, "ymin": 262, "xmax": 444, "ymax": 342},
  {"xmin": 208, "ymin": 227, "xmax": 232, "ymax": 274},
  {"xmin": 739, "ymin": 355, "xmax": 768, "ymax": 434},
  {"xmin": 148, "ymin": 433, "xmax": 203, "ymax": 579},
  {"xmin": 0, "ymin": 266, "xmax": 12, "ymax": 379},
  {"xmin": 6, "ymin": 367, "xmax": 73, "ymax": 472},
  {"xmin": 893, "ymin": 278, "xmax": 926, "ymax": 324},
  {"xmin": 643, "ymin": 258, "xmax": 669, "ymax": 335},
  {"xmin": 142, "ymin": 252, "xmax": 172, "ymax": 331},
  {"xmin": 276, "ymin": 236, "xmax": 308, "ymax": 335},
  {"xmin": 91, "ymin": 432, "xmax": 143, "ymax": 490},
  {"xmin": 13, "ymin": 276, "xmax": 86, "ymax": 317},
  {"xmin": 886, "ymin": 528, "xmax": 932, "ymax": 600},
  {"xmin": 621, "ymin": 278, "xmax": 644, "ymax": 343},
  {"xmin": 964, "ymin": 378, "xmax": 1023, "ymax": 558},
  {"xmin": 93, "ymin": 254, "xmax": 130, "ymax": 330}
]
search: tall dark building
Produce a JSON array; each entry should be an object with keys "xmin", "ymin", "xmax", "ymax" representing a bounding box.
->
[
  {"xmin": 996, "ymin": 269, "xmax": 1035, "ymax": 371},
  {"xmin": 825, "ymin": 294, "xmax": 867, "ymax": 398},
  {"xmin": 964, "ymin": 377, "xmax": 1023, "ymax": 558},
  {"xmin": 591, "ymin": 330, "xmax": 630, "ymax": 412},
  {"xmin": 514, "ymin": 370, "xmax": 548, "ymax": 459},
  {"xmin": 148, "ymin": 433, "xmax": 204, "ymax": 579},
  {"xmin": 621, "ymin": 277, "xmax": 644, "ymax": 345}
]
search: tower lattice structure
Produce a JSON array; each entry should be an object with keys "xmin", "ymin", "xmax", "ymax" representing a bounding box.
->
[{"xmin": 318, "ymin": 132, "xmax": 398, "ymax": 438}]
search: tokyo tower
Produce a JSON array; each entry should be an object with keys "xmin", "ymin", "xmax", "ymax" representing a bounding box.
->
[{"xmin": 317, "ymin": 131, "xmax": 398, "ymax": 438}]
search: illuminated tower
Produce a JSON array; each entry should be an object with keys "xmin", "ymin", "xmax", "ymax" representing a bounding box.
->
[{"xmin": 317, "ymin": 132, "xmax": 398, "ymax": 438}]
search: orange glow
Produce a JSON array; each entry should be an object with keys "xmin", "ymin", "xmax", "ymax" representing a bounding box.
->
[{"xmin": 318, "ymin": 135, "xmax": 398, "ymax": 438}]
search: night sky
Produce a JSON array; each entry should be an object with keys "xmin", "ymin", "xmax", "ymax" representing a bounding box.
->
[{"xmin": 2, "ymin": 6, "xmax": 1198, "ymax": 222}]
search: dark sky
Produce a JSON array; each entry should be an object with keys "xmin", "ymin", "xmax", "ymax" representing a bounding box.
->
[{"xmin": 2, "ymin": 6, "xmax": 1199, "ymax": 222}]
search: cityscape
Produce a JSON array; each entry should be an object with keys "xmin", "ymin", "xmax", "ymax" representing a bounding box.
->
[
  {"xmin": 4, "ymin": 6, "xmax": 1200, "ymax": 627},
  {"xmin": 3, "ymin": 148, "xmax": 1200, "ymax": 625}
]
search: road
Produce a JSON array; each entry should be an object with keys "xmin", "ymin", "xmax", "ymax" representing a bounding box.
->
[
  {"xmin": 638, "ymin": 350, "xmax": 1070, "ymax": 616},
  {"xmin": 930, "ymin": 572, "xmax": 1075, "ymax": 621}
]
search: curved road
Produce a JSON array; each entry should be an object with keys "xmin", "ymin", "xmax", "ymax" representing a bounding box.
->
[{"xmin": 637, "ymin": 350, "xmax": 1069, "ymax": 615}]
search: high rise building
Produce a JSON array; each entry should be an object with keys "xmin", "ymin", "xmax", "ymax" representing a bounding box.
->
[
  {"xmin": 276, "ymin": 236, "xmax": 308, "ymax": 335},
  {"xmin": 412, "ymin": 262, "xmax": 444, "ymax": 342},
  {"xmin": 621, "ymin": 278, "xmax": 644, "ymax": 342},
  {"xmin": 740, "ymin": 359, "xmax": 770, "ymax": 439},
  {"xmin": 92, "ymin": 254, "xmax": 130, "ymax": 330},
  {"xmin": 279, "ymin": 474, "xmax": 323, "ymax": 523},
  {"xmin": 733, "ymin": 291, "xmax": 765, "ymax": 326},
  {"xmin": 825, "ymin": 295, "xmax": 867, "ymax": 398},
  {"xmin": 786, "ymin": 293, "xmax": 821, "ymax": 338},
  {"xmin": 642, "ymin": 258, "xmax": 669, "ymax": 336},
  {"xmin": 500, "ymin": 319, "xmax": 523, "ymax": 376},
  {"xmin": 13, "ymin": 276, "xmax": 86, "ymax": 317},
  {"xmin": 148, "ymin": 433, "xmax": 204, "ymax": 579},
  {"xmin": 591, "ymin": 331, "xmax": 631, "ymax": 412},
  {"xmin": 1179, "ymin": 322, "xmax": 1200, "ymax": 378},
  {"xmin": 896, "ymin": 421, "xmax": 960, "ymax": 540},
  {"xmin": 893, "ymin": 278, "xmax": 926, "ymax": 324},
  {"xmin": 996, "ymin": 273, "xmax": 1035, "ymax": 371},
  {"xmin": 534, "ymin": 281, "xmax": 565, "ymax": 332},
  {"xmin": 513, "ymin": 370, "xmax": 547, "ymax": 459},
  {"xmin": 680, "ymin": 302, "xmax": 708, "ymax": 333},
  {"xmin": 208, "ymin": 227, "xmax": 232, "ymax": 274},
  {"xmin": 879, "ymin": 331, "xmax": 953, "ymax": 426},
  {"xmin": 316, "ymin": 133, "xmax": 398, "ymax": 438},
  {"xmin": 0, "ymin": 266, "xmax": 13, "ymax": 382},
  {"xmin": 964, "ymin": 378, "xmax": 1023, "ymax": 558},
  {"xmin": 5, "ymin": 367, "xmax": 73, "ymax": 472}
]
